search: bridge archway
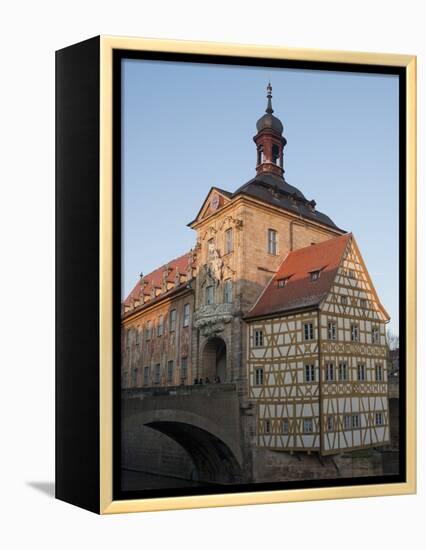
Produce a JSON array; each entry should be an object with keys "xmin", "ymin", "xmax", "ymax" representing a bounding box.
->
[
  {"xmin": 202, "ymin": 337, "xmax": 227, "ymax": 382},
  {"xmin": 123, "ymin": 407, "xmax": 244, "ymax": 484}
]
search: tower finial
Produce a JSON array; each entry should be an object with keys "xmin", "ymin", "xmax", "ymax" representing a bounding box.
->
[{"xmin": 266, "ymin": 82, "xmax": 273, "ymax": 114}]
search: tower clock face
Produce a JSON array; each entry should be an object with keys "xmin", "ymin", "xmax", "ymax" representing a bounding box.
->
[{"xmin": 210, "ymin": 194, "xmax": 220, "ymax": 210}]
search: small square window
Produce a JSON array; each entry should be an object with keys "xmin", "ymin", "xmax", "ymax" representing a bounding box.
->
[{"xmin": 310, "ymin": 270, "xmax": 320, "ymax": 281}]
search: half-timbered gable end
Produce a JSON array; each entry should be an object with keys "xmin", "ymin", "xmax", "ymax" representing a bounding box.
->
[{"xmin": 246, "ymin": 233, "xmax": 390, "ymax": 455}]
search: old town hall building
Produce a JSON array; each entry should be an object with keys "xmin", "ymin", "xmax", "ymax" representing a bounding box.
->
[{"xmin": 122, "ymin": 84, "xmax": 390, "ymax": 462}]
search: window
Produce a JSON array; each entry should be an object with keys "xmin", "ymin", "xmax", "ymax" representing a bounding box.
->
[
  {"xmin": 224, "ymin": 279, "xmax": 233, "ymax": 304},
  {"xmin": 183, "ymin": 303, "xmax": 190, "ymax": 327},
  {"xmin": 375, "ymin": 413, "xmax": 384, "ymax": 426},
  {"xmin": 375, "ymin": 363, "xmax": 383, "ymax": 381},
  {"xmin": 154, "ymin": 364, "xmax": 161, "ymax": 384},
  {"xmin": 169, "ymin": 309, "xmax": 177, "ymax": 332},
  {"xmin": 272, "ymin": 143, "xmax": 280, "ymax": 165},
  {"xmin": 207, "ymin": 238, "xmax": 215, "ymax": 259},
  {"xmin": 181, "ymin": 356, "xmax": 188, "ymax": 380},
  {"xmin": 325, "ymin": 362, "xmax": 334, "ymax": 382},
  {"xmin": 254, "ymin": 330, "xmax": 264, "ymax": 348},
  {"xmin": 303, "ymin": 418, "xmax": 314, "ymax": 433},
  {"xmin": 351, "ymin": 324, "xmax": 359, "ymax": 342},
  {"xmin": 167, "ymin": 360, "xmax": 174, "ymax": 383},
  {"xmin": 267, "ymin": 229, "xmax": 278, "ymax": 255},
  {"xmin": 157, "ymin": 315, "xmax": 164, "ymax": 337},
  {"xmin": 348, "ymin": 268, "xmax": 356, "ymax": 279},
  {"xmin": 360, "ymin": 298, "xmax": 367, "ymax": 308},
  {"xmin": 305, "ymin": 364, "xmax": 315, "ymax": 383},
  {"xmin": 282, "ymin": 418, "xmax": 289, "ymax": 435},
  {"xmin": 225, "ymin": 228, "xmax": 233, "ymax": 254},
  {"xmin": 143, "ymin": 366, "xmax": 149, "ymax": 385},
  {"xmin": 344, "ymin": 414, "xmax": 360, "ymax": 429},
  {"xmin": 339, "ymin": 362, "xmax": 348, "ymax": 381},
  {"xmin": 372, "ymin": 327, "xmax": 380, "ymax": 344},
  {"xmin": 206, "ymin": 285, "xmax": 214, "ymax": 305},
  {"xmin": 277, "ymin": 278, "xmax": 287, "ymax": 288},
  {"xmin": 341, "ymin": 296, "xmax": 348, "ymax": 306},
  {"xmin": 327, "ymin": 416, "xmax": 334, "ymax": 431},
  {"xmin": 264, "ymin": 420, "xmax": 271, "ymax": 434},
  {"xmin": 352, "ymin": 415, "xmax": 360, "ymax": 428},
  {"xmin": 255, "ymin": 367, "xmax": 264, "ymax": 386},
  {"xmin": 126, "ymin": 329, "xmax": 131, "ymax": 348},
  {"xmin": 135, "ymin": 328, "xmax": 140, "ymax": 346},
  {"xmin": 357, "ymin": 363, "xmax": 366, "ymax": 381},
  {"xmin": 327, "ymin": 321, "xmax": 337, "ymax": 340},
  {"xmin": 145, "ymin": 320, "xmax": 152, "ymax": 341},
  {"xmin": 303, "ymin": 322, "xmax": 314, "ymax": 341},
  {"xmin": 310, "ymin": 270, "xmax": 321, "ymax": 281}
]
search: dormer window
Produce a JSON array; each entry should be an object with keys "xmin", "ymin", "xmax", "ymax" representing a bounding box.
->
[
  {"xmin": 277, "ymin": 278, "xmax": 288, "ymax": 288},
  {"xmin": 310, "ymin": 270, "xmax": 321, "ymax": 281}
]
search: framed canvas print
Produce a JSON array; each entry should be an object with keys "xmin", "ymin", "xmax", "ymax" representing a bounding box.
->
[{"xmin": 55, "ymin": 36, "xmax": 416, "ymax": 514}]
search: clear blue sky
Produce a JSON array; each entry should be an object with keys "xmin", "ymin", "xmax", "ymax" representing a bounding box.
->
[{"xmin": 122, "ymin": 59, "xmax": 399, "ymax": 335}]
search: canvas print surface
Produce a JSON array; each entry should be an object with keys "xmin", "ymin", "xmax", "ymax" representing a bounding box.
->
[{"xmin": 119, "ymin": 58, "xmax": 401, "ymax": 494}]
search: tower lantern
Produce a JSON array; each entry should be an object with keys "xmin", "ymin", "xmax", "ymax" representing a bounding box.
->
[{"xmin": 253, "ymin": 83, "xmax": 287, "ymax": 177}]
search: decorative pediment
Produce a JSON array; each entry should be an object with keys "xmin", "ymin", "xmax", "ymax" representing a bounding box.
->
[{"xmin": 189, "ymin": 187, "xmax": 233, "ymax": 226}]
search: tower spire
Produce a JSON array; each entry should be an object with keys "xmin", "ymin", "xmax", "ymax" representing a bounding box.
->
[
  {"xmin": 254, "ymin": 84, "xmax": 286, "ymax": 178},
  {"xmin": 266, "ymin": 82, "xmax": 273, "ymax": 114}
]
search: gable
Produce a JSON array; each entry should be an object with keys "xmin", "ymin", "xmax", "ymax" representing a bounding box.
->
[
  {"xmin": 320, "ymin": 237, "xmax": 390, "ymax": 322},
  {"xmin": 188, "ymin": 187, "xmax": 233, "ymax": 226}
]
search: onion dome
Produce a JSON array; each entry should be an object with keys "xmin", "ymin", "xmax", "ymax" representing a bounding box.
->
[{"xmin": 256, "ymin": 83, "xmax": 284, "ymax": 134}]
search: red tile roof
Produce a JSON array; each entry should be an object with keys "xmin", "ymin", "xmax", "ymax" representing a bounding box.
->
[
  {"xmin": 123, "ymin": 252, "xmax": 193, "ymax": 308},
  {"xmin": 246, "ymin": 233, "xmax": 352, "ymax": 319}
]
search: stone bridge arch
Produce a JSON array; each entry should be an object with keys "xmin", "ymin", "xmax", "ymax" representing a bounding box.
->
[{"xmin": 122, "ymin": 387, "xmax": 247, "ymax": 484}]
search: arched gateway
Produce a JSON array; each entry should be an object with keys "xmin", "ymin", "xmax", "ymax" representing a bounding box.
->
[{"xmin": 202, "ymin": 337, "xmax": 227, "ymax": 382}]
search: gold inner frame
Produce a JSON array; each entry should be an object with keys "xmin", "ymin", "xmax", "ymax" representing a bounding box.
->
[{"xmin": 99, "ymin": 35, "xmax": 416, "ymax": 514}]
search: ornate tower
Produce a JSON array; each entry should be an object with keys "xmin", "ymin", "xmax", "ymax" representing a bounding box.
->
[{"xmin": 253, "ymin": 83, "xmax": 287, "ymax": 178}]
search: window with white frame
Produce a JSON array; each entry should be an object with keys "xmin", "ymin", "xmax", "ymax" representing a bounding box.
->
[
  {"xmin": 303, "ymin": 418, "xmax": 314, "ymax": 433},
  {"xmin": 255, "ymin": 367, "xmax": 264, "ymax": 386},
  {"xmin": 224, "ymin": 228, "xmax": 233, "ymax": 254},
  {"xmin": 341, "ymin": 295, "xmax": 348, "ymax": 306},
  {"xmin": 351, "ymin": 414, "xmax": 360, "ymax": 428},
  {"xmin": 325, "ymin": 362, "xmax": 334, "ymax": 382},
  {"xmin": 343, "ymin": 415, "xmax": 351, "ymax": 429},
  {"xmin": 183, "ymin": 303, "xmax": 190, "ymax": 327},
  {"xmin": 224, "ymin": 279, "xmax": 232, "ymax": 304},
  {"xmin": 327, "ymin": 321, "xmax": 337, "ymax": 340},
  {"xmin": 375, "ymin": 412, "xmax": 384, "ymax": 426},
  {"xmin": 169, "ymin": 309, "xmax": 177, "ymax": 332},
  {"xmin": 303, "ymin": 322, "xmax": 314, "ymax": 341},
  {"xmin": 351, "ymin": 324, "xmax": 359, "ymax": 342},
  {"xmin": 339, "ymin": 362, "xmax": 348, "ymax": 381},
  {"xmin": 277, "ymin": 278, "xmax": 288, "ymax": 288},
  {"xmin": 267, "ymin": 229, "xmax": 278, "ymax": 255},
  {"xmin": 360, "ymin": 298, "xmax": 367, "ymax": 309},
  {"xmin": 305, "ymin": 364, "xmax": 315, "ymax": 383},
  {"xmin": 254, "ymin": 330, "xmax": 264, "ymax": 348},
  {"xmin": 375, "ymin": 363, "xmax": 383, "ymax": 381},
  {"xmin": 357, "ymin": 363, "xmax": 366, "ymax": 381}
]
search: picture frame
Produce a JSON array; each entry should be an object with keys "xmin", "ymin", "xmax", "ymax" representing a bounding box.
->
[{"xmin": 55, "ymin": 35, "xmax": 416, "ymax": 514}]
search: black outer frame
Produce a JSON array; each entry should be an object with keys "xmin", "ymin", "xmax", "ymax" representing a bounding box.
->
[
  {"xmin": 56, "ymin": 36, "xmax": 101, "ymax": 513},
  {"xmin": 55, "ymin": 37, "xmax": 407, "ymax": 513}
]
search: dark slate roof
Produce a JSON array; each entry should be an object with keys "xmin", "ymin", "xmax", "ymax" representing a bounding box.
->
[
  {"xmin": 246, "ymin": 234, "xmax": 352, "ymax": 319},
  {"xmin": 232, "ymin": 173, "xmax": 342, "ymax": 231}
]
